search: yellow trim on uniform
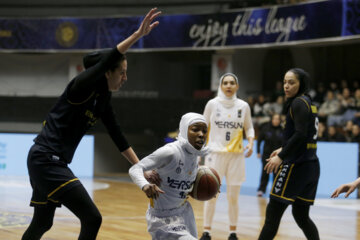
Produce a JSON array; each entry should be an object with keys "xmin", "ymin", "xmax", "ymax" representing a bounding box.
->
[
  {"xmin": 150, "ymin": 198, "xmax": 154, "ymax": 208},
  {"xmin": 48, "ymin": 178, "xmax": 79, "ymax": 198},
  {"xmin": 281, "ymin": 164, "xmax": 294, "ymax": 197},
  {"xmin": 225, "ymin": 129, "xmax": 243, "ymax": 153},
  {"xmin": 67, "ymin": 91, "xmax": 95, "ymax": 105},
  {"xmin": 205, "ymin": 124, "xmax": 211, "ymax": 146},
  {"xmin": 307, "ymin": 143, "xmax": 317, "ymax": 149},
  {"xmin": 48, "ymin": 198, "xmax": 59, "ymax": 203},
  {"xmin": 311, "ymin": 105, "xmax": 317, "ymax": 113},
  {"xmin": 270, "ymin": 193, "xmax": 295, "ymax": 202},
  {"xmin": 297, "ymin": 196, "xmax": 314, "ymax": 203},
  {"xmin": 31, "ymin": 200, "xmax": 48, "ymax": 205},
  {"xmin": 290, "ymin": 108, "xmax": 293, "ymax": 120},
  {"xmin": 42, "ymin": 120, "xmax": 46, "ymax": 126}
]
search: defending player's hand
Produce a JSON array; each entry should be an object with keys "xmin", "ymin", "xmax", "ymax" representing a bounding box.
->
[
  {"xmin": 264, "ymin": 155, "xmax": 282, "ymax": 174},
  {"xmin": 136, "ymin": 8, "xmax": 161, "ymax": 37},
  {"xmin": 142, "ymin": 184, "xmax": 165, "ymax": 199},
  {"xmin": 331, "ymin": 182, "xmax": 357, "ymax": 198},
  {"xmin": 144, "ymin": 170, "xmax": 162, "ymax": 186}
]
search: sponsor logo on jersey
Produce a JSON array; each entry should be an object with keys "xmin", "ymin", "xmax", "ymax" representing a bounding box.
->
[
  {"xmin": 238, "ymin": 109, "xmax": 242, "ymax": 118},
  {"xmin": 167, "ymin": 177, "xmax": 193, "ymax": 190},
  {"xmin": 214, "ymin": 121, "xmax": 243, "ymax": 129}
]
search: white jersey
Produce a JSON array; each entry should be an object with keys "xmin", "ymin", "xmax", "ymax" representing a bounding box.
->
[
  {"xmin": 129, "ymin": 141, "xmax": 198, "ymax": 211},
  {"xmin": 204, "ymin": 98, "xmax": 254, "ymax": 153}
]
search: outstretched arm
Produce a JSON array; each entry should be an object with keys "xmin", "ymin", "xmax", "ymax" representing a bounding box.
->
[
  {"xmin": 331, "ymin": 178, "xmax": 360, "ymax": 198},
  {"xmin": 68, "ymin": 8, "xmax": 161, "ymax": 102},
  {"xmin": 117, "ymin": 8, "xmax": 161, "ymax": 54}
]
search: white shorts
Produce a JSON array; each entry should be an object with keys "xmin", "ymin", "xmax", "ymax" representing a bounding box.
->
[
  {"xmin": 205, "ymin": 152, "xmax": 245, "ymax": 186},
  {"xmin": 146, "ymin": 201, "xmax": 197, "ymax": 240}
]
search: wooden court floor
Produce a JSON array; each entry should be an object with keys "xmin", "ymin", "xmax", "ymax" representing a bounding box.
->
[{"xmin": 0, "ymin": 176, "xmax": 360, "ymax": 240}]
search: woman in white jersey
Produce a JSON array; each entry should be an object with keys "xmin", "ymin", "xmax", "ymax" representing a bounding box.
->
[
  {"xmin": 200, "ymin": 73, "xmax": 255, "ymax": 240},
  {"xmin": 129, "ymin": 112, "xmax": 208, "ymax": 240}
]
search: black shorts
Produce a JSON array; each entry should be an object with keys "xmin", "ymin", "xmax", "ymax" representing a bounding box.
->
[
  {"xmin": 27, "ymin": 144, "xmax": 81, "ymax": 207},
  {"xmin": 270, "ymin": 160, "xmax": 320, "ymax": 205}
]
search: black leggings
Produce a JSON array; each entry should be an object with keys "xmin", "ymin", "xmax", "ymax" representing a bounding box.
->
[
  {"xmin": 22, "ymin": 184, "xmax": 102, "ymax": 240},
  {"xmin": 258, "ymin": 199, "xmax": 319, "ymax": 240}
]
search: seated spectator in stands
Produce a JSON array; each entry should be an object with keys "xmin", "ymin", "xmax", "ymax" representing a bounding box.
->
[
  {"xmin": 271, "ymin": 81, "xmax": 283, "ymax": 102},
  {"xmin": 313, "ymin": 82, "xmax": 326, "ymax": 106},
  {"xmin": 272, "ymin": 95, "xmax": 284, "ymax": 115},
  {"xmin": 329, "ymin": 81, "xmax": 340, "ymax": 96},
  {"xmin": 317, "ymin": 122, "xmax": 327, "ymax": 142},
  {"xmin": 263, "ymin": 95, "xmax": 284, "ymax": 116},
  {"xmin": 318, "ymin": 90, "xmax": 340, "ymax": 123},
  {"xmin": 328, "ymin": 88, "xmax": 355, "ymax": 126},
  {"xmin": 325, "ymin": 126, "xmax": 346, "ymax": 142},
  {"xmin": 343, "ymin": 120, "xmax": 354, "ymax": 142},
  {"xmin": 353, "ymin": 89, "xmax": 360, "ymax": 125},
  {"xmin": 351, "ymin": 80, "xmax": 360, "ymax": 92},
  {"xmin": 349, "ymin": 124, "xmax": 360, "ymax": 143},
  {"xmin": 253, "ymin": 94, "xmax": 270, "ymax": 126},
  {"xmin": 340, "ymin": 79, "xmax": 349, "ymax": 92}
]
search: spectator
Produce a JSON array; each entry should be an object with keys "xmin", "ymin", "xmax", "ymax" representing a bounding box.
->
[
  {"xmin": 327, "ymin": 88, "xmax": 355, "ymax": 126},
  {"xmin": 318, "ymin": 90, "xmax": 340, "ymax": 123},
  {"xmin": 325, "ymin": 126, "xmax": 346, "ymax": 142},
  {"xmin": 317, "ymin": 122, "xmax": 327, "ymax": 141},
  {"xmin": 349, "ymin": 124, "xmax": 360, "ymax": 143},
  {"xmin": 253, "ymin": 94, "xmax": 270, "ymax": 126},
  {"xmin": 343, "ymin": 120, "xmax": 354, "ymax": 142},
  {"xmin": 313, "ymin": 82, "xmax": 326, "ymax": 106}
]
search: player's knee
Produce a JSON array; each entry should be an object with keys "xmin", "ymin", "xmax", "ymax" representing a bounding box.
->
[
  {"xmin": 227, "ymin": 192, "xmax": 239, "ymax": 205},
  {"xmin": 292, "ymin": 207, "xmax": 309, "ymax": 227},
  {"xmin": 84, "ymin": 210, "xmax": 102, "ymax": 229},
  {"xmin": 41, "ymin": 218, "xmax": 54, "ymax": 232}
]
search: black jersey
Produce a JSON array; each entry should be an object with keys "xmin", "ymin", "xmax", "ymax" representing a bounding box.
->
[
  {"xmin": 278, "ymin": 95, "xmax": 319, "ymax": 164},
  {"xmin": 34, "ymin": 48, "xmax": 129, "ymax": 163}
]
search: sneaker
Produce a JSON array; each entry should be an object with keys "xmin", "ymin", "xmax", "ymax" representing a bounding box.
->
[
  {"xmin": 228, "ymin": 233, "xmax": 238, "ymax": 240},
  {"xmin": 200, "ymin": 232, "xmax": 211, "ymax": 240},
  {"xmin": 257, "ymin": 191, "xmax": 264, "ymax": 197}
]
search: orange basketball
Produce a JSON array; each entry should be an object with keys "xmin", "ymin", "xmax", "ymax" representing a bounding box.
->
[{"xmin": 190, "ymin": 166, "xmax": 221, "ymax": 201}]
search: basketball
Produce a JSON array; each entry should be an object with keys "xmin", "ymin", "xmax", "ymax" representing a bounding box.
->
[{"xmin": 190, "ymin": 166, "xmax": 221, "ymax": 201}]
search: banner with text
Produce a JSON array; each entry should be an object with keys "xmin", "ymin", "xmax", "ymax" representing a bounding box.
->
[{"xmin": 0, "ymin": 0, "xmax": 359, "ymax": 51}]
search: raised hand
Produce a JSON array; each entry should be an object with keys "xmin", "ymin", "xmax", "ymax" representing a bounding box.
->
[{"xmin": 136, "ymin": 8, "xmax": 161, "ymax": 37}]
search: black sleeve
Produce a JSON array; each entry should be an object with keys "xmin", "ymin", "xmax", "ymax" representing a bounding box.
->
[
  {"xmin": 101, "ymin": 102, "xmax": 130, "ymax": 152},
  {"xmin": 278, "ymin": 98, "xmax": 309, "ymax": 162},
  {"xmin": 67, "ymin": 48, "xmax": 123, "ymax": 103},
  {"xmin": 257, "ymin": 128, "xmax": 265, "ymax": 154}
]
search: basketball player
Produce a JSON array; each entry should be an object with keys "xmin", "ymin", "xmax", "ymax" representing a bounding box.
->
[
  {"xmin": 332, "ymin": 177, "xmax": 360, "ymax": 198},
  {"xmin": 200, "ymin": 73, "xmax": 255, "ymax": 240},
  {"xmin": 22, "ymin": 8, "xmax": 161, "ymax": 240},
  {"xmin": 129, "ymin": 112, "xmax": 208, "ymax": 240},
  {"xmin": 258, "ymin": 68, "xmax": 320, "ymax": 240}
]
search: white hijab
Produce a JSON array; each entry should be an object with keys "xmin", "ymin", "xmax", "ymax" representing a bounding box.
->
[
  {"xmin": 215, "ymin": 73, "xmax": 239, "ymax": 108},
  {"xmin": 177, "ymin": 112, "xmax": 209, "ymax": 156}
]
